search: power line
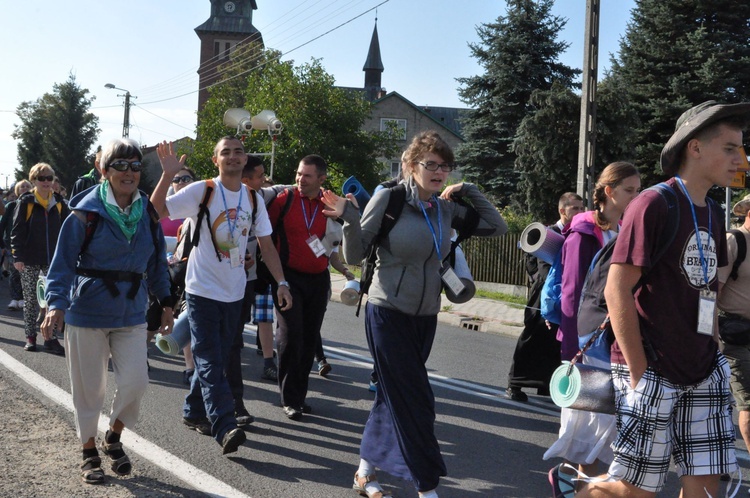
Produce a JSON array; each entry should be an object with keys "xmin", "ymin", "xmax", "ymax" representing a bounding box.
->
[{"xmin": 136, "ymin": 0, "xmax": 390, "ymax": 106}]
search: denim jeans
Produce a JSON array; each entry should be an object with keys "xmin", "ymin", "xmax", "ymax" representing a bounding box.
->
[{"xmin": 183, "ymin": 292, "xmax": 242, "ymax": 443}]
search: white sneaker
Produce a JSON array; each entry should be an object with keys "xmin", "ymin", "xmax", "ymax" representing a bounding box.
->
[{"xmin": 7, "ymin": 300, "xmax": 17, "ymax": 310}]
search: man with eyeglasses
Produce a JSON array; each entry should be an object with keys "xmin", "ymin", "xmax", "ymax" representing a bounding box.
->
[{"xmin": 152, "ymin": 137, "xmax": 292, "ymax": 455}]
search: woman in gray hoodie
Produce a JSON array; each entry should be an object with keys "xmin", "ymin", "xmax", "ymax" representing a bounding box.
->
[{"xmin": 324, "ymin": 131, "xmax": 507, "ymax": 498}]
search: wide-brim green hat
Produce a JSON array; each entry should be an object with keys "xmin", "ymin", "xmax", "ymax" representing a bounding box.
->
[{"xmin": 660, "ymin": 100, "xmax": 750, "ymax": 175}]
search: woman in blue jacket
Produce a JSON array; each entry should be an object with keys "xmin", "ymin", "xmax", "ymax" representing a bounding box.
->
[{"xmin": 41, "ymin": 138, "xmax": 174, "ymax": 485}]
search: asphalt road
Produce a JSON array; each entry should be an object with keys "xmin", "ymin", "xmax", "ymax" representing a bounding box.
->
[{"xmin": 0, "ymin": 291, "xmax": 742, "ymax": 497}]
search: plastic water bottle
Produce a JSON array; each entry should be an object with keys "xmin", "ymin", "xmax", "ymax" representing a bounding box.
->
[{"xmin": 166, "ymin": 252, "xmax": 174, "ymax": 264}]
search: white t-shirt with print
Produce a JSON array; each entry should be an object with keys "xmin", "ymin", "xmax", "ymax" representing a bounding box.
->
[{"xmin": 166, "ymin": 177, "xmax": 272, "ymax": 302}]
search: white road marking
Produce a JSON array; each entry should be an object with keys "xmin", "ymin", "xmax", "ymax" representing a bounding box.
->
[
  {"xmin": 243, "ymin": 325, "xmax": 750, "ymax": 463},
  {"xmin": 0, "ymin": 348, "xmax": 251, "ymax": 498}
]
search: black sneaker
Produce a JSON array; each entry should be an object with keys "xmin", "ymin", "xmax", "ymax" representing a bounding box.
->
[
  {"xmin": 221, "ymin": 428, "xmax": 246, "ymax": 455},
  {"xmin": 235, "ymin": 407, "xmax": 255, "ymax": 428},
  {"xmin": 504, "ymin": 387, "xmax": 528, "ymax": 402},
  {"xmin": 300, "ymin": 403, "xmax": 312, "ymax": 414},
  {"xmin": 317, "ymin": 359, "xmax": 332, "ymax": 377},
  {"xmin": 43, "ymin": 338, "xmax": 65, "ymax": 356},
  {"xmin": 183, "ymin": 416, "xmax": 211, "ymax": 435},
  {"xmin": 282, "ymin": 405, "xmax": 302, "ymax": 421},
  {"xmin": 261, "ymin": 364, "xmax": 278, "ymax": 381}
]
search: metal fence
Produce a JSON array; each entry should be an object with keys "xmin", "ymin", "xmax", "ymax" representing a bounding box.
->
[{"xmin": 462, "ymin": 232, "xmax": 527, "ymax": 286}]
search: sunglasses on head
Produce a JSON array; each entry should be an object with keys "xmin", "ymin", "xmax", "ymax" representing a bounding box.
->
[
  {"xmin": 35, "ymin": 175, "xmax": 54, "ymax": 182},
  {"xmin": 172, "ymin": 175, "xmax": 194, "ymax": 184},
  {"xmin": 108, "ymin": 160, "xmax": 143, "ymax": 172}
]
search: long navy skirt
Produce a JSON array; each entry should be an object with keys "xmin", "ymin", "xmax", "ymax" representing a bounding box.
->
[{"xmin": 360, "ymin": 302, "xmax": 447, "ymax": 492}]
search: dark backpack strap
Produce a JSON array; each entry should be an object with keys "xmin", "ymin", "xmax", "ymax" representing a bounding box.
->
[
  {"xmin": 74, "ymin": 210, "xmax": 100, "ymax": 257},
  {"xmin": 729, "ymin": 229, "xmax": 747, "ymax": 281},
  {"xmin": 271, "ymin": 188, "xmax": 296, "ymax": 266},
  {"xmin": 193, "ymin": 180, "xmax": 223, "ymax": 262},
  {"xmin": 356, "ymin": 184, "xmax": 407, "ymax": 315},
  {"xmin": 647, "ymin": 182, "xmax": 681, "ymax": 266},
  {"xmin": 443, "ymin": 195, "xmax": 481, "ymax": 267}
]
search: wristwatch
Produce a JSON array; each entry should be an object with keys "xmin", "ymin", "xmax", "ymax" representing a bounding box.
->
[{"xmin": 278, "ymin": 280, "xmax": 289, "ymax": 287}]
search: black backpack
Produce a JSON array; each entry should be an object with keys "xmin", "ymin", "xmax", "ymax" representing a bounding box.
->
[
  {"xmin": 576, "ymin": 182, "xmax": 682, "ymax": 338},
  {"xmin": 356, "ymin": 183, "xmax": 480, "ymax": 316},
  {"xmin": 728, "ymin": 229, "xmax": 747, "ymax": 281}
]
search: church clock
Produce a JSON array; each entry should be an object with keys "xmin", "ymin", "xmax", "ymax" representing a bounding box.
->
[{"xmin": 224, "ymin": 1, "xmax": 236, "ymax": 13}]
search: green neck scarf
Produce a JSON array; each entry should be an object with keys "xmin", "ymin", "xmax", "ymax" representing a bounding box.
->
[{"xmin": 98, "ymin": 180, "xmax": 143, "ymax": 241}]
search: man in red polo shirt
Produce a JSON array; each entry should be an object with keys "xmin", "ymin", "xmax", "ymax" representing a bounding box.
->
[{"xmin": 267, "ymin": 154, "xmax": 332, "ymax": 420}]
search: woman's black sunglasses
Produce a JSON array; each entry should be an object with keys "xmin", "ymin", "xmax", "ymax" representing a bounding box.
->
[
  {"xmin": 172, "ymin": 175, "xmax": 194, "ymax": 184},
  {"xmin": 108, "ymin": 160, "xmax": 143, "ymax": 172}
]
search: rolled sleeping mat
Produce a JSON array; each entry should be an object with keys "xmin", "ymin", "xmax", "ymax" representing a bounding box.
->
[
  {"xmin": 342, "ymin": 176, "xmax": 371, "ymax": 214},
  {"xmin": 549, "ymin": 361, "xmax": 615, "ymax": 414},
  {"xmin": 444, "ymin": 245, "xmax": 476, "ymax": 304},
  {"xmin": 37, "ymin": 274, "xmax": 47, "ymax": 308},
  {"xmin": 340, "ymin": 279, "xmax": 361, "ymax": 306},
  {"xmin": 519, "ymin": 222, "xmax": 564, "ymax": 265},
  {"xmin": 155, "ymin": 312, "xmax": 191, "ymax": 356}
]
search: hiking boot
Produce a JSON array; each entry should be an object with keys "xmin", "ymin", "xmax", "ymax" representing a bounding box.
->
[
  {"xmin": 183, "ymin": 416, "xmax": 211, "ymax": 435},
  {"xmin": 317, "ymin": 359, "xmax": 332, "ymax": 377},
  {"xmin": 43, "ymin": 337, "xmax": 65, "ymax": 356},
  {"xmin": 503, "ymin": 387, "xmax": 528, "ymax": 402},
  {"xmin": 24, "ymin": 336, "xmax": 37, "ymax": 352}
]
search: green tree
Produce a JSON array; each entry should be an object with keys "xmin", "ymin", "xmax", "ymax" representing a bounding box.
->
[
  {"xmin": 513, "ymin": 82, "xmax": 580, "ymax": 222},
  {"xmin": 12, "ymin": 74, "xmax": 100, "ymax": 186},
  {"xmin": 609, "ymin": 0, "xmax": 750, "ymax": 187},
  {"xmin": 455, "ymin": 0, "xmax": 580, "ymax": 206},
  {"xmin": 192, "ymin": 45, "xmax": 398, "ymax": 192}
]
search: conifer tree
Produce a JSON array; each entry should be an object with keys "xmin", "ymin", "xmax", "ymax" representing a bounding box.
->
[
  {"xmin": 456, "ymin": 0, "xmax": 579, "ymax": 206},
  {"xmin": 610, "ymin": 0, "xmax": 750, "ymax": 185}
]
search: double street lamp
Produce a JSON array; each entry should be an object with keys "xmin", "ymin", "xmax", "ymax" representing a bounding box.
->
[{"xmin": 104, "ymin": 83, "xmax": 136, "ymax": 138}]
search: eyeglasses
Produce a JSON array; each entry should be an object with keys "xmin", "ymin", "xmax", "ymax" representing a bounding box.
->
[
  {"xmin": 108, "ymin": 160, "xmax": 143, "ymax": 172},
  {"xmin": 35, "ymin": 175, "xmax": 54, "ymax": 182},
  {"xmin": 172, "ymin": 175, "xmax": 194, "ymax": 184},
  {"xmin": 419, "ymin": 161, "xmax": 455, "ymax": 172}
]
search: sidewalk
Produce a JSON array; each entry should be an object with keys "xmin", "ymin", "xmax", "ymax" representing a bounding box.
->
[{"xmin": 329, "ymin": 274, "xmax": 525, "ymax": 337}]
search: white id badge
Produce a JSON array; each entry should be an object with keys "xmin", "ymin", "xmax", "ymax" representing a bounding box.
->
[
  {"xmin": 307, "ymin": 235, "xmax": 327, "ymax": 258},
  {"xmin": 697, "ymin": 289, "xmax": 717, "ymax": 336},
  {"xmin": 440, "ymin": 264, "xmax": 465, "ymax": 296},
  {"xmin": 229, "ymin": 246, "xmax": 242, "ymax": 268}
]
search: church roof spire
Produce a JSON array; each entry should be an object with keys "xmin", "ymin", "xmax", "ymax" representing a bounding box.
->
[{"xmin": 362, "ymin": 19, "xmax": 384, "ymax": 72}]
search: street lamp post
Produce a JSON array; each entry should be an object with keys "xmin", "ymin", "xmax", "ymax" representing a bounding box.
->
[{"xmin": 104, "ymin": 83, "xmax": 135, "ymax": 138}]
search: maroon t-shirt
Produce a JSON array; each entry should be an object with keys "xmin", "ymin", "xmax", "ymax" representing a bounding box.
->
[{"xmin": 610, "ymin": 178, "xmax": 727, "ymax": 385}]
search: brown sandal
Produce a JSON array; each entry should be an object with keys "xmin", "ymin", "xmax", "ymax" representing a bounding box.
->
[
  {"xmin": 80, "ymin": 456, "xmax": 105, "ymax": 484},
  {"xmin": 353, "ymin": 472, "xmax": 393, "ymax": 498}
]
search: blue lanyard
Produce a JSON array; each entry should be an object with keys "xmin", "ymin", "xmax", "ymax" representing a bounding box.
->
[
  {"xmin": 675, "ymin": 175, "xmax": 712, "ymax": 287},
  {"xmin": 217, "ymin": 180, "xmax": 243, "ymax": 241},
  {"xmin": 418, "ymin": 197, "xmax": 442, "ymax": 261},
  {"xmin": 300, "ymin": 195, "xmax": 320, "ymax": 235}
]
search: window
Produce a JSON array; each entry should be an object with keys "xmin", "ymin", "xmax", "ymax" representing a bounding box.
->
[
  {"xmin": 390, "ymin": 161, "xmax": 401, "ymax": 179},
  {"xmin": 380, "ymin": 118, "xmax": 407, "ymax": 140},
  {"xmin": 214, "ymin": 39, "xmax": 239, "ymax": 61}
]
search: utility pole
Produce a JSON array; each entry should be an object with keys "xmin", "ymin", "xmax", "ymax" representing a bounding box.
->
[
  {"xmin": 122, "ymin": 91, "xmax": 132, "ymax": 138},
  {"xmin": 576, "ymin": 0, "xmax": 600, "ymax": 209},
  {"xmin": 104, "ymin": 84, "xmax": 135, "ymax": 138}
]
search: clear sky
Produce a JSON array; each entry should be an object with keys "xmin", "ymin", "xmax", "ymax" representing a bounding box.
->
[{"xmin": 0, "ymin": 0, "xmax": 635, "ymax": 187}]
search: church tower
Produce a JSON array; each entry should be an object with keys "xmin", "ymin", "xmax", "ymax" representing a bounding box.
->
[
  {"xmin": 195, "ymin": 0, "xmax": 263, "ymax": 111},
  {"xmin": 363, "ymin": 20, "xmax": 384, "ymax": 102}
]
